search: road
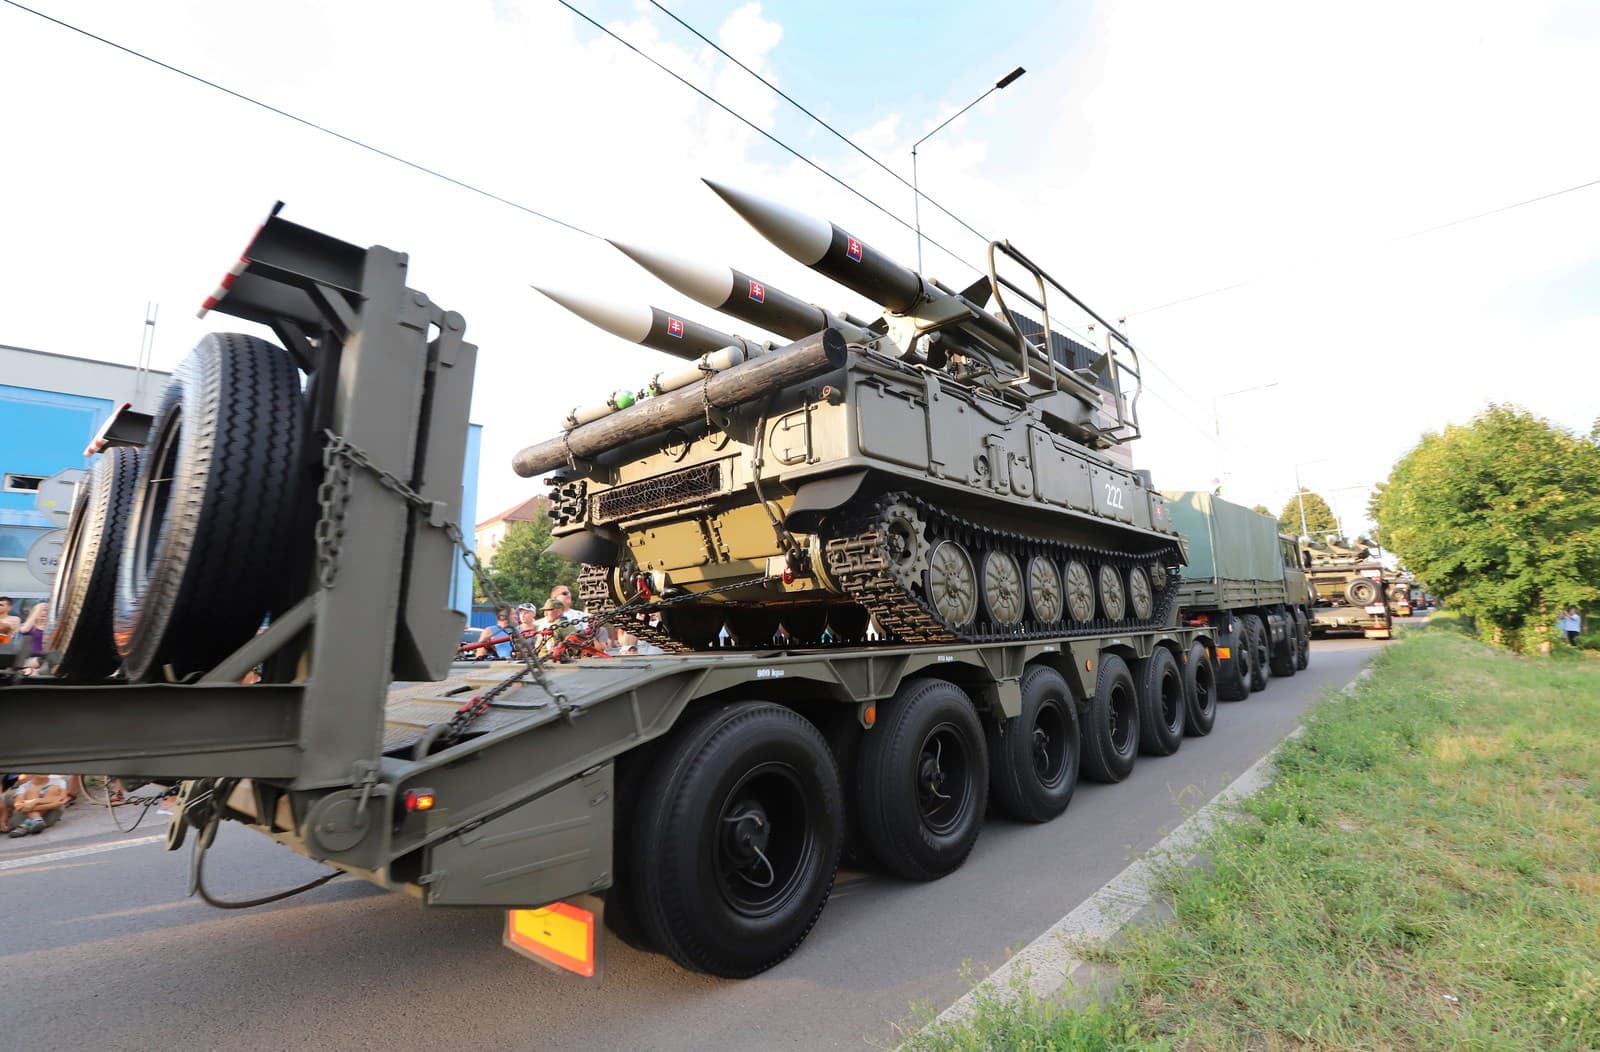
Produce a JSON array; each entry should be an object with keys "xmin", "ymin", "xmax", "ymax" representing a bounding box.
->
[{"xmin": 2, "ymin": 637, "xmax": 1381, "ymax": 1051}]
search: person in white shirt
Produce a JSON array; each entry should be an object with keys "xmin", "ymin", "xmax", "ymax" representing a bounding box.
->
[{"xmin": 3, "ymin": 774, "xmax": 68, "ymax": 837}]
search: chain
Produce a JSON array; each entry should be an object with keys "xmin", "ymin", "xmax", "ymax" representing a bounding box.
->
[{"xmin": 315, "ymin": 430, "xmax": 569, "ymax": 739}]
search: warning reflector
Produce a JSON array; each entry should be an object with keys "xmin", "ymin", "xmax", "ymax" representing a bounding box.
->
[
  {"xmin": 505, "ymin": 900, "xmax": 598, "ymax": 977},
  {"xmin": 1217, "ymin": 646, "xmax": 1232, "ymax": 660}
]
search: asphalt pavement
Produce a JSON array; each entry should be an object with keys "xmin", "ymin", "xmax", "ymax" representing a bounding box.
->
[{"xmin": 1, "ymin": 636, "xmax": 1383, "ymax": 1051}]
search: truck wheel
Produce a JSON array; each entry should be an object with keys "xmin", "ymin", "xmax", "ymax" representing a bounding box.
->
[
  {"xmin": 48, "ymin": 447, "xmax": 140, "ymax": 679},
  {"xmin": 1293, "ymin": 610, "xmax": 1311, "ymax": 670},
  {"xmin": 1243, "ymin": 615, "xmax": 1270, "ymax": 692},
  {"xmin": 1216, "ymin": 623, "xmax": 1251, "ymax": 701},
  {"xmin": 632, "ymin": 702, "xmax": 842, "ymax": 977},
  {"xmin": 1344, "ymin": 577, "xmax": 1379, "ymax": 607},
  {"xmin": 1081, "ymin": 654, "xmax": 1139, "ymax": 782},
  {"xmin": 857, "ymin": 678, "xmax": 987, "ymax": 881},
  {"xmin": 1269, "ymin": 612, "xmax": 1298, "ymax": 678},
  {"xmin": 1136, "ymin": 647, "xmax": 1184, "ymax": 757},
  {"xmin": 114, "ymin": 334, "xmax": 307, "ymax": 681},
  {"xmin": 987, "ymin": 665, "xmax": 1080, "ymax": 823},
  {"xmin": 1182, "ymin": 642, "xmax": 1217, "ymax": 737}
]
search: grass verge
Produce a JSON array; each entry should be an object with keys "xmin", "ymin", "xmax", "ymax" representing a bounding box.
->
[{"xmin": 906, "ymin": 623, "xmax": 1600, "ymax": 1050}]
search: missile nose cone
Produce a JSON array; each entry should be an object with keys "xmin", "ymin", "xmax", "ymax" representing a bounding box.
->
[
  {"xmin": 608, "ymin": 240, "xmax": 735, "ymax": 309},
  {"xmin": 703, "ymin": 179, "xmax": 833, "ymax": 266},
  {"xmin": 534, "ymin": 286, "xmax": 653, "ymax": 344}
]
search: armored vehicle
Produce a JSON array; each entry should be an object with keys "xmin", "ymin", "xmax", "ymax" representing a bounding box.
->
[
  {"xmin": 2, "ymin": 204, "xmax": 1222, "ymax": 980},
  {"xmin": 1163, "ymin": 492, "xmax": 1313, "ymax": 699},
  {"xmin": 1303, "ymin": 537, "xmax": 1392, "ymax": 639},
  {"xmin": 520, "ymin": 182, "xmax": 1185, "ymax": 651}
]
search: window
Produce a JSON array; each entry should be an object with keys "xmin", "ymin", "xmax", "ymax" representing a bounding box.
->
[
  {"xmin": 3, "ymin": 473, "xmax": 46, "ymax": 494},
  {"xmin": 0, "ymin": 525, "xmax": 49, "ymax": 560}
]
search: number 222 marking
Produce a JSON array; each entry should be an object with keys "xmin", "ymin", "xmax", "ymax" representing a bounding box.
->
[{"xmin": 1104, "ymin": 484, "xmax": 1125, "ymax": 510}]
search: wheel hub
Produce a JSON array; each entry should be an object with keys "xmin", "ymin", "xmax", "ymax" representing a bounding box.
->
[{"xmin": 722, "ymin": 802, "xmax": 771, "ymax": 866}]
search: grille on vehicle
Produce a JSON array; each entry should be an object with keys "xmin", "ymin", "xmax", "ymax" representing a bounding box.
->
[{"xmin": 593, "ymin": 462, "xmax": 722, "ymax": 522}]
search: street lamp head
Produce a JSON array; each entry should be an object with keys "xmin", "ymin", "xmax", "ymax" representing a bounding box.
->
[{"xmin": 996, "ymin": 67, "xmax": 1026, "ymax": 90}]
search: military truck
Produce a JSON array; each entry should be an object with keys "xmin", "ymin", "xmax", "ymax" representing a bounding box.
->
[
  {"xmin": 0, "ymin": 203, "xmax": 1229, "ymax": 981},
  {"xmin": 1302, "ymin": 537, "xmax": 1392, "ymax": 639},
  {"xmin": 1163, "ymin": 492, "xmax": 1313, "ymax": 700},
  {"xmin": 1388, "ymin": 577, "xmax": 1413, "ymax": 617}
]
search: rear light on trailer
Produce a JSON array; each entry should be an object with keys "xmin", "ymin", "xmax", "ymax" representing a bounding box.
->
[{"xmin": 402, "ymin": 788, "xmax": 437, "ymax": 812}]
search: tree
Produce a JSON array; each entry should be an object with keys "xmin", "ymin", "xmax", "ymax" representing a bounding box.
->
[
  {"xmin": 1278, "ymin": 490, "xmax": 1337, "ymax": 537},
  {"xmin": 482, "ymin": 507, "xmax": 579, "ymax": 606},
  {"xmin": 1374, "ymin": 404, "xmax": 1600, "ymax": 649},
  {"xmin": 1249, "ymin": 504, "xmax": 1272, "ymax": 517}
]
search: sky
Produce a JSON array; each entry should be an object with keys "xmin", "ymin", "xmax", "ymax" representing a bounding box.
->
[{"xmin": 2, "ymin": 0, "xmax": 1597, "ymax": 537}]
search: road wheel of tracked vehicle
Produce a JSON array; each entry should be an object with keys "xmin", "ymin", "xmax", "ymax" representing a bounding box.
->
[
  {"xmin": 1183, "ymin": 642, "xmax": 1218, "ymax": 736},
  {"xmin": 1269, "ymin": 612, "xmax": 1298, "ymax": 678},
  {"xmin": 856, "ymin": 679, "xmax": 987, "ymax": 880},
  {"xmin": 114, "ymin": 334, "xmax": 307, "ymax": 682},
  {"xmin": 1026, "ymin": 556, "xmax": 1064, "ymax": 624},
  {"xmin": 660, "ymin": 605, "xmax": 725, "ymax": 650},
  {"xmin": 630, "ymin": 702, "xmax": 842, "ymax": 978},
  {"xmin": 980, "ymin": 551, "xmax": 1025, "ymax": 627},
  {"xmin": 1063, "ymin": 560, "xmax": 1095, "ymax": 623},
  {"xmin": 1293, "ymin": 609, "xmax": 1311, "ymax": 670},
  {"xmin": 1344, "ymin": 576, "xmax": 1380, "ymax": 607},
  {"xmin": 1081, "ymin": 654, "xmax": 1139, "ymax": 782},
  {"xmin": 927, "ymin": 540, "xmax": 978, "ymax": 628},
  {"xmin": 1136, "ymin": 646, "xmax": 1185, "ymax": 757},
  {"xmin": 1243, "ymin": 614, "xmax": 1271, "ymax": 692},
  {"xmin": 48, "ymin": 447, "xmax": 141, "ymax": 679},
  {"xmin": 1127, "ymin": 566, "xmax": 1154, "ymax": 621},
  {"xmin": 1217, "ymin": 622, "xmax": 1251, "ymax": 701},
  {"xmin": 1097, "ymin": 564, "xmax": 1126, "ymax": 621},
  {"xmin": 987, "ymin": 665, "xmax": 1080, "ymax": 823},
  {"xmin": 822, "ymin": 605, "xmax": 870, "ymax": 644}
]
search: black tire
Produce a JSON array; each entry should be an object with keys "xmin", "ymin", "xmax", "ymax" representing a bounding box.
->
[
  {"xmin": 987, "ymin": 665, "xmax": 1081, "ymax": 823},
  {"xmin": 1136, "ymin": 647, "xmax": 1185, "ymax": 757},
  {"xmin": 631, "ymin": 702, "xmax": 842, "ymax": 977},
  {"xmin": 856, "ymin": 678, "xmax": 987, "ymax": 881},
  {"xmin": 1293, "ymin": 609, "xmax": 1311, "ymax": 671},
  {"xmin": 1217, "ymin": 622, "xmax": 1251, "ymax": 701},
  {"xmin": 1269, "ymin": 612, "xmax": 1298, "ymax": 678},
  {"xmin": 48, "ymin": 447, "xmax": 140, "ymax": 678},
  {"xmin": 1080, "ymin": 653, "xmax": 1139, "ymax": 783},
  {"xmin": 1182, "ymin": 642, "xmax": 1217, "ymax": 737},
  {"xmin": 1243, "ymin": 614, "xmax": 1270, "ymax": 692},
  {"xmin": 1344, "ymin": 577, "xmax": 1380, "ymax": 607},
  {"xmin": 114, "ymin": 334, "xmax": 307, "ymax": 681}
]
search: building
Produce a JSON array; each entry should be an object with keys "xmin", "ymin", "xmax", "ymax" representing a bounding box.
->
[
  {"xmin": 1, "ymin": 345, "xmax": 171, "ymax": 603},
  {"xmin": 1, "ymin": 343, "xmax": 482, "ymax": 617},
  {"xmin": 474, "ymin": 495, "xmax": 551, "ymax": 569}
]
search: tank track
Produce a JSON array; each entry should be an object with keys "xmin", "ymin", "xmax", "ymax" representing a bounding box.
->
[
  {"xmin": 578, "ymin": 563, "xmax": 696, "ymax": 654},
  {"xmin": 823, "ymin": 492, "xmax": 1182, "ymax": 645}
]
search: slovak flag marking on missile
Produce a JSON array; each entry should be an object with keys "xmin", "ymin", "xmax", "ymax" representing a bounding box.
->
[
  {"xmin": 749, "ymin": 280, "xmax": 765, "ymax": 303},
  {"xmin": 667, "ymin": 317, "xmax": 683, "ymax": 338},
  {"xmin": 846, "ymin": 236, "xmax": 862, "ymax": 262}
]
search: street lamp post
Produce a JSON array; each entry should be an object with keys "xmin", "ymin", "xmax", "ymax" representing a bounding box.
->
[
  {"xmin": 1292, "ymin": 458, "xmax": 1328, "ymax": 540},
  {"xmin": 912, "ymin": 66, "xmax": 1025, "ymax": 272}
]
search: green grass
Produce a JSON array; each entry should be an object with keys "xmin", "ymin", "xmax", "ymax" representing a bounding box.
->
[{"xmin": 907, "ymin": 625, "xmax": 1600, "ymax": 1051}]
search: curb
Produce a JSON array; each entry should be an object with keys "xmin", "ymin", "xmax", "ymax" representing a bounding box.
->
[{"xmin": 921, "ymin": 665, "xmax": 1376, "ymax": 1035}]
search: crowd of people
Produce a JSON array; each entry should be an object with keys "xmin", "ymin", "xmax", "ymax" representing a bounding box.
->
[
  {"xmin": 469, "ymin": 582, "xmax": 660, "ymax": 660},
  {"xmin": 0, "ymin": 596, "xmax": 50, "ymax": 675}
]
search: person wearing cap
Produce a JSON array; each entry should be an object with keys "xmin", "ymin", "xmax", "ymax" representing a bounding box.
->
[{"xmin": 534, "ymin": 597, "xmax": 569, "ymax": 633}]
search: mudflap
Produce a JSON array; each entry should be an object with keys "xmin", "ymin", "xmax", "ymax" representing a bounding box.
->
[{"xmin": 1364, "ymin": 628, "xmax": 1393, "ymax": 639}]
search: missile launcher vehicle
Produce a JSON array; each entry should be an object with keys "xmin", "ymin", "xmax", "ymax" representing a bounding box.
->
[{"xmin": 518, "ymin": 182, "xmax": 1186, "ymax": 650}]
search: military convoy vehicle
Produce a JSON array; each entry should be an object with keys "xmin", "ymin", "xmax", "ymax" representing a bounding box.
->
[
  {"xmin": 1303, "ymin": 537, "xmax": 1393, "ymax": 639},
  {"xmin": 1388, "ymin": 578, "xmax": 1413, "ymax": 617},
  {"xmin": 0, "ymin": 201, "xmax": 1232, "ymax": 981},
  {"xmin": 1163, "ymin": 492, "xmax": 1313, "ymax": 700},
  {"xmin": 521, "ymin": 182, "xmax": 1185, "ymax": 653}
]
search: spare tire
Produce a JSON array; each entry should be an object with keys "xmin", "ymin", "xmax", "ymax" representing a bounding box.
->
[
  {"xmin": 115, "ymin": 334, "xmax": 307, "ymax": 681},
  {"xmin": 49, "ymin": 447, "xmax": 141, "ymax": 678},
  {"xmin": 1344, "ymin": 577, "xmax": 1380, "ymax": 607}
]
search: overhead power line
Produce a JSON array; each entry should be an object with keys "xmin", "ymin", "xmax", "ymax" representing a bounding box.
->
[
  {"xmin": 644, "ymin": 0, "xmax": 993, "ymax": 247},
  {"xmin": 1129, "ymin": 175, "xmax": 1600, "ymax": 318},
  {"xmin": 0, "ymin": 0, "xmax": 599, "ymax": 238}
]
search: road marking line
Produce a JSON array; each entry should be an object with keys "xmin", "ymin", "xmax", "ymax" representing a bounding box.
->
[
  {"xmin": 923, "ymin": 665, "xmax": 1375, "ymax": 1034},
  {"xmin": 0, "ymin": 834, "xmax": 166, "ymax": 873}
]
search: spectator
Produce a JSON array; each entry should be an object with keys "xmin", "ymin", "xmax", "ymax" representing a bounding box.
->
[
  {"xmin": 0, "ymin": 596, "xmax": 18, "ymax": 645},
  {"xmin": 17, "ymin": 601, "xmax": 48, "ymax": 673},
  {"xmin": 515, "ymin": 604, "xmax": 539, "ymax": 635},
  {"xmin": 478, "ymin": 606, "xmax": 515, "ymax": 659},
  {"xmin": 535, "ymin": 597, "xmax": 569, "ymax": 633},
  {"xmin": 551, "ymin": 584, "xmax": 606, "ymax": 644},
  {"xmin": 3, "ymin": 773, "xmax": 68, "ymax": 837},
  {"xmin": 1561, "ymin": 607, "xmax": 1582, "ymax": 646}
]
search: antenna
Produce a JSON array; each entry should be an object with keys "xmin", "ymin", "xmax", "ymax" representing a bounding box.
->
[{"xmin": 136, "ymin": 302, "xmax": 158, "ymax": 404}]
